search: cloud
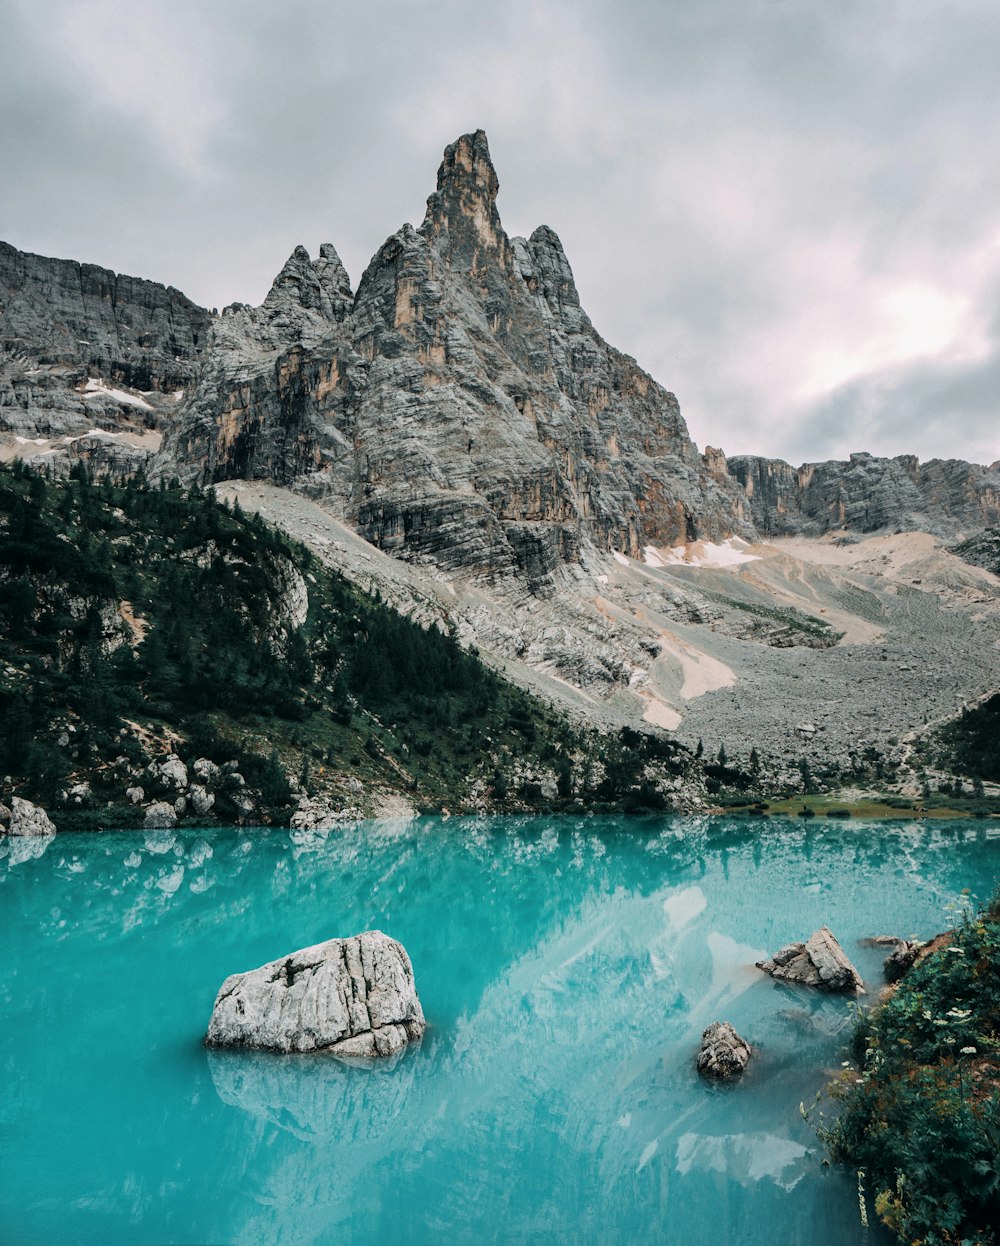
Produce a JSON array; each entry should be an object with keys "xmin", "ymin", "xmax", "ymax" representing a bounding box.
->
[{"xmin": 2, "ymin": 0, "xmax": 999, "ymax": 465}]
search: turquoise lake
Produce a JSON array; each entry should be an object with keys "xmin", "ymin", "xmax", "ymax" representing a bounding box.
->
[{"xmin": 2, "ymin": 815, "xmax": 998, "ymax": 1245}]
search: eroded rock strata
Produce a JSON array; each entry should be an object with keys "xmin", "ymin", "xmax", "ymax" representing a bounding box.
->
[
  {"xmin": 727, "ymin": 451, "xmax": 1000, "ymax": 538},
  {"xmin": 0, "ymin": 240, "xmax": 211, "ymax": 470}
]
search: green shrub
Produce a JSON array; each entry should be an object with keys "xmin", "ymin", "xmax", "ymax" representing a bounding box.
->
[{"xmin": 824, "ymin": 895, "xmax": 1000, "ymax": 1244}]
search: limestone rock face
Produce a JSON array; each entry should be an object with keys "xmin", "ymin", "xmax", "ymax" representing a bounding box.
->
[
  {"xmin": 697, "ymin": 1021, "xmax": 752, "ymax": 1080},
  {"xmin": 0, "ymin": 240, "xmax": 212, "ymax": 464},
  {"xmin": 756, "ymin": 926, "xmax": 865, "ymax": 994},
  {"xmin": 728, "ymin": 452, "xmax": 1000, "ymax": 538},
  {"xmin": 5, "ymin": 796, "xmax": 56, "ymax": 837},
  {"xmin": 206, "ymin": 931, "xmax": 426, "ymax": 1058},
  {"xmin": 159, "ymin": 131, "xmax": 752, "ymax": 588}
]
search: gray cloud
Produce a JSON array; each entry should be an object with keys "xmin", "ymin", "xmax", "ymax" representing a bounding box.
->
[{"xmin": 3, "ymin": 0, "xmax": 999, "ymax": 465}]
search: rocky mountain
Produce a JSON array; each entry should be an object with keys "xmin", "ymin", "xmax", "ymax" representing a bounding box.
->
[
  {"xmin": 727, "ymin": 451, "xmax": 1000, "ymax": 538},
  {"xmin": 158, "ymin": 131, "xmax": 751, "ymax": 588},
  {"xmin": 4, "ymin": 133, "xmax": 1000, "ymax": 566},
  {"xmin": 0, "ymin": 239, "xmax": 211, "ymax": 473},
  {"xmin": 2, "ymin": 131, "xmax": 999, "ymax": 806}
]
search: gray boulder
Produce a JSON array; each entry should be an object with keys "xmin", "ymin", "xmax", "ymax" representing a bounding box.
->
[
  {"xmin": 697, "ymin": 1021, "xmax": 752, "ymax": 1080},
  {"xmin": 147, "ymin": 753, "xmax": 188, "ymax": 791},
  {"xmin": 206, "ymin": 930, "xmax": 426, "ymax": 1058},
  {"xmin": 756, "ymin": 926, "xmax": 865, "ymax": 994},
  {"xmin": 6, "ymin": 797, "xmax": 56, "ymax": 837},
  {"xmin": 192, "ymin": 757, "xmax": 222, "ymax": 784},
  {"xmin": 143, "ymin": 801, "xmax": 178, "ymax": 830},
  {"xmin": 188, "ymin": 785, "xmax": 215, "ymax": 817}
]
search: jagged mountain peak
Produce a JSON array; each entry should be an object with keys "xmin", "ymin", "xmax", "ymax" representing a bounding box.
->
[
  {"xmin": 421, "ymin": 129, "xmax": 507, "ymax": 272},
  {"xmin": 155, "ymin": 128, "xmax": 753, "ymax": 572},
  {"xmin": 513, "ymin": 225, "xmax": 584, "ymax": 327},
  {"xmin": 263, "ymin": 243, "xmax": 353, "ymax": 322},
  {"xmin": 435, "ymin": 129, "xmax": 499, "ymax": 202}
]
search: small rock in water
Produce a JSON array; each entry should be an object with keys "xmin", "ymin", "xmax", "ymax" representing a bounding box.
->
[
  {"xmin": 206, "ymin": 930, "xmax": 426, "ymax": 1058},
  {"xmin": 697, "ymin": 1021, "xmax": 752, "ymax": 1080},
  {"xmin": 756, "ymin": 926, "xmax": 865, "ymax": 994}
]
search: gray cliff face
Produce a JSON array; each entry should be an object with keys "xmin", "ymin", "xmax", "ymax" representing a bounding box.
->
[
  {"xmin": 0, "ymin": 240, "xmax": 212, "ymax": 470},
  {"xmin": 159, "ymin": 131, "xmax": 752, "ymax": 586},
  {"xmin": 7, "ymin": 132, "xmax": 1000, "ymax": 581},
  {"xmin": 728, "ymin": 451, "xmax": 1000, "ymax": 537}
]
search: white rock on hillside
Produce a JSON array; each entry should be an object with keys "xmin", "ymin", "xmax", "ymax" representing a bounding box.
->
[
  {"xmin": 206, "ymin": 931, "xmax": 426, "ymax": 1058},
  {"xmin": 147, "ymin": 753, "xmax": 188, "ymax": 791},
  {"xmin": 143, "ymin": 801, "xmax": 178, "ymax": 830},
  {"xmin": 5, "ymin": 797, "xmax": 56, "ymax": 837}
]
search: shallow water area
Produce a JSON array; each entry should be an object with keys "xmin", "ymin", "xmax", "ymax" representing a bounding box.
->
[{"xmin": 2, "ymin": 814, "xmax": 998, "ymax": 1245}]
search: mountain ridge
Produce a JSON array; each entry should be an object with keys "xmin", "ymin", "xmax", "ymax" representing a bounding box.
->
[{"xmin": 3, "ymin": 131, "xmax": 999, "ymax": 560}]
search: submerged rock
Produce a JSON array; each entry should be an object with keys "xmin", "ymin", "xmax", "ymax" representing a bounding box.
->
[
  {"xmin": 206, "ymin": 930, "xmax": 426, "ymax": 1058},
  {"xmin": 5, "ymin": 797, "xmax": 56, "ymax": 837},
  {"xmin": 756, "ymin": 926, "xmax": 865, "ymax": 994},
  {"xmin": 697, "ymin": 1021, "xmax": 752, "ymax": 1080}
]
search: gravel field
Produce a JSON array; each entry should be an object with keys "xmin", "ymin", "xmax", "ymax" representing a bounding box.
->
[{"xmin": 220, "ymin": 482, "xmax": 1000, "ymax": 778}]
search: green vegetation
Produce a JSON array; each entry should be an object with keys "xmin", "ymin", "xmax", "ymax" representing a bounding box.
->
[
  {"xmin": 823, "ymin": 894, "xmax": 1000, "ymax": 1245},
  {"xmin": 0, "ymin": 462, "xmax": 688, "ymax": 824},
  {"xmin": 934, "ymin": 694, "xmax": 1000, "ymax": 785},
  {"xmin": 709, "ymin": 593, "xmax": 844, "ymax": 646}
]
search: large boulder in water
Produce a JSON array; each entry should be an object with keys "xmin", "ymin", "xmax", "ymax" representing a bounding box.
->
[
  {"xmin": 206, "ymin": 931, "xmax": 426, "ymax": 1058},
  {"xmin": 756, "ymin": 926, "xmax": 865, "ymax": 994}
]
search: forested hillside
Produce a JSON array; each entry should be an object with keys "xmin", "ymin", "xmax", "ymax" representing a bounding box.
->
[{"xmin": 0, "ymin": 464, "xmax": 690, "ymax": 828}]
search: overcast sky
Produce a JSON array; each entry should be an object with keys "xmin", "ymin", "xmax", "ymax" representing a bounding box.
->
[{"xmin": 3, "ymin": 0, "xmax": 999, "ymax": 466}]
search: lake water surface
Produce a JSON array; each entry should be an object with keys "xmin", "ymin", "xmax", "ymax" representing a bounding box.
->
[{"xmin": 2, "ymin": 815, "xmax": 998, "ymax": 1245}]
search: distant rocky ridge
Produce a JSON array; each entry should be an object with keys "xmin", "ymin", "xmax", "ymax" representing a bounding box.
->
[
  {"xmin": 0, "ymin": 239, "xmax": 211, "ymax": 474},
  {"xmin": 727, "ymin": 451, "xmax": 1000, "ymax": 538}
]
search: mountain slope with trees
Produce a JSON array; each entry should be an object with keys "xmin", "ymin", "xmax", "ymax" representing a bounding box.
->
[{"xmin": 0, "ymin": 463, "xmax": 693, "ymax": 828}]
